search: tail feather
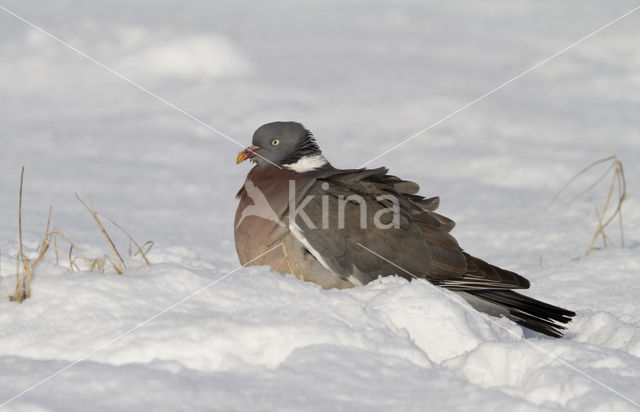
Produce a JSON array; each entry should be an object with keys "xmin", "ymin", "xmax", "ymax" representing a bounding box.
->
[{"xmin": 466, "ymin": 290, "xmax": 576, "ymax": 338}]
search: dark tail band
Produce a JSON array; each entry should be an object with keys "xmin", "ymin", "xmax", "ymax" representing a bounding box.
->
[{"xmin": 467, "ymin": 290, "xmax": 576, "ymax": 338}]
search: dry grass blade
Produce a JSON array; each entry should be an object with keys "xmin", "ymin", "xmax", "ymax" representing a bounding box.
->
[
  {"xmin": 564, "ymin": 162, "xmax": 615, "ymax": 206},
  {"xmin": 138, "ymin": 241, "xmax": 154, "ymax": 257},
  {"xmin": 75, "ymin": 193, "xmax": 126, "ymax": 273},
  {"xmin": 46, "ymin": 229, "xmax": 91, "ymax": 272},
  {"xmin": 10, "ymin": 255, "xmax": 20, "ymax": 302},
  {"xmin": 586, "ymin": 159, "xmax": 626, "ymax": 254},
  {"xmin": 47, "ymin": 216, "xmax": 149, "ymax": 275},
  {"xmin": 10, "ymin": 169, "xmax": 55, "ymax": 302},
  {"xmin": 54, "ymin": 235, "xmax": 59, "ymax": 265},
  {"xmin": 553, "ymin": 156, "xmax": 626, "ymax": 255},
  {"xmin": 8, "ymin": 170, "xmax": 153, "ymax": 302},
  {"xmin": 101, "ymin": 215, "xmax": 152, "ymax": 266},
  {"xmin": 551, "ymin": 155, "xmax": 616, "ymax": 204},
  {"xmin": 31, "ymin": 206, "xmax": 53, "ymax": 270},
  {"xmin": 12, "ymin": 166, "xmax": 31, "ymax": 302}
]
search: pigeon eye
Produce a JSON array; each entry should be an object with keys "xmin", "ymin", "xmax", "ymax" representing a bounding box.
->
[{"xmin": 271, "ymin": 139, "xmax": 280, "ymax": 146}]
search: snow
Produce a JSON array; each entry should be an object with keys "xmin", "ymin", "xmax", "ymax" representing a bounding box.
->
[{"xmin": 1, "ymin": 0, "xmax": 640, "ymax": 410}]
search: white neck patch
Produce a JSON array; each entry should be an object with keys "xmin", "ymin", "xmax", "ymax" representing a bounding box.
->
[{"xmin": 283, "ymin": 154, "xmax": 328, "ymax": 172}]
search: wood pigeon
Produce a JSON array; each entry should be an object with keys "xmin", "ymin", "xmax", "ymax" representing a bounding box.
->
[{"xmin": 235, "ymin": 121, "xmax": 575, "ymax": 337}]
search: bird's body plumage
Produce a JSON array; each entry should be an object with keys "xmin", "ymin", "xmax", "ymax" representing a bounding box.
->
[{"xmin": 235, "ymin": 122, "xmax": 575, "ymax": 337}]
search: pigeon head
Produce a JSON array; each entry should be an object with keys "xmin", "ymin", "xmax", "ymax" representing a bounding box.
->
[{"xmin": 236, "ymin": 121, "xmax": 329, "ymax": 171}]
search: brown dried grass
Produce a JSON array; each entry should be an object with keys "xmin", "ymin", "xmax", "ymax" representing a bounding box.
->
[
  {"xmin": 552, "ymin": 155, "xmax": 626, "ymax": 255},
  {"xmin": 6, "ymin": 167, "xmax": 153, "ymax": 303}
]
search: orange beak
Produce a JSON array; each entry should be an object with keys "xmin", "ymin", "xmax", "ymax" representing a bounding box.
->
[{"xmin": 236, "ymin": 145, "xmax": 262, "ymax": 164}]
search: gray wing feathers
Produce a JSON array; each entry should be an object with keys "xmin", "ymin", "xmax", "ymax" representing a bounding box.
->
[
  {"xmin": 291, "ymin": 168, "xmax": 467, "ymax": 285},
  {"xmin": 290, "ymin": 167, "xmax": 532, "ymax": 291}
]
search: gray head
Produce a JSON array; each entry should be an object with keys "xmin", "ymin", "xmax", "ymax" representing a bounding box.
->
[{"xmin": 237, "ymin": 121, "xmax": 327, "ymax": 170}]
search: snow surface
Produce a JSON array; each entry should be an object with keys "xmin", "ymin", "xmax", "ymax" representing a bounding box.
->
[{"xmin": 1, "ymin": 0, "xmax": 640, "ymax": 411}]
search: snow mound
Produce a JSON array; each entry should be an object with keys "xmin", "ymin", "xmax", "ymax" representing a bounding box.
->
[
  {"xmin": 1, "ymin": 265, "xmax": 522, "ymax": 372},
  {"xmin": 3, "ymin": 263, "xmax": 639, "ymax": 410}
]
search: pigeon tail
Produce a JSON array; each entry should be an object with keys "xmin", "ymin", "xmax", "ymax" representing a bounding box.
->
[{"xmin": 463, "ymin": 289, "xmax": 576, "ymax": 338}]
